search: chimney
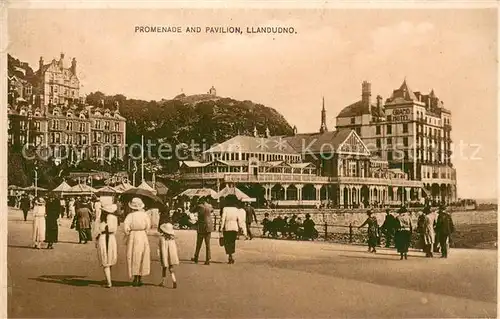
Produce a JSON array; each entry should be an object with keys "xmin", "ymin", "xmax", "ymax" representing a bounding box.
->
[
  {"xmin": 39, "ymin": 57, "xmax": 44, "ymax": 71},
  {"xmin": 59, "ymin": 53, "xmax": 65, "ymax": 67},
  {"xmin": 71, "ymin": 57, "xmax": 77, "ymax": 74},
  {"xmin": 376, "ymin": 95, "xmax": 383, "ymax": 108},
  {"xmin": 362, "ymin": 81, "xmax": 371, "ymax": 106}
]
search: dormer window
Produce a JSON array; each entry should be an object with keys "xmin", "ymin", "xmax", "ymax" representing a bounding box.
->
[
  {"xmin": 34, "ymin": 112, "xmax": 41, "ymax": 117},
  {"xmin": 19, "ymin": 109, "xmax": 26, "ymax": 116},
  {"xmin": 79, "ymin": 114, "xmax": 85, "ymax": 119},
  {"xmin": 53, "ymin": 111, "xmax": 59, "ymax": 116}
]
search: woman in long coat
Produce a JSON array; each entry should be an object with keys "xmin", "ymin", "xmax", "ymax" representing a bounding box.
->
[
  {"xmin": 76, "ymin": 199, "xmax": 92, "ymax": 244},
  {"xmin": 358, "ymin": 210, "xmax": 380, "ymax": 253},
  {"xmin": 32, "ymin": 197, "xmax": 46, "ymax": 249},
  {"xmin": 96, "ymin": 204, "xmax": 119, "ymax": 288},
  {"xmin": 123, "ymin": 197, "xmax": 151, "ymax": 287},
  {"xmin": 423, "ymin": 207, "xmax": 435, "ymax": 257},
  {"xmin": 395, "ymin": 207, "xmax": 413, "ymax": 260},
  {"xmin": 219, "ymin": 194, "xmax": 246, "ymax": 264},
  {"xmin": 45, "ymin": 197, "xmax": 60, "ymax": 249}
]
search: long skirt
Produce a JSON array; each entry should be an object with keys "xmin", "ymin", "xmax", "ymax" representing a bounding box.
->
[
  {"xmin": 159, "ymin": 237, "xmax": 179, "ymax": 267},
  {"xmin": 395, "ymin": 230, "xmax": 411, "ymax": 253},
  {"xmin": 126, "ymin": 230, "xmax": 151, "ymax": 278},
  {"xmin": 367, "ymin": 235, "xmax": 378, "ymax": 248},
  {"xmin": 223, "ymin": 231, "xmax": 238, "ymax": 255},
  {"xmin": 97, "ymin": 234, "xmax": 117, "ymax": 267},
  {"xmin": 32, "ymin": 216, "xmax": 46, "ymax": 244},
  {"xmin": 45, "ymin": 224, "xmax": 58, "ymax": 243}
]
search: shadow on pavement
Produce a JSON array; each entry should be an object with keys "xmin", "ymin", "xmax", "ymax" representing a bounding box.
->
[
  {"xmin": 8, "ymin": 245, "xmax": 35, "ymax": 250},
  {"xmin": 338, "ymin": 254, "xmax": 406, "ymax": 261},
  {"xmin": 179, "ymin": 259, "xmax": 227, "ymax": 264},
  {"xmin": 29, "ymin": 275, "xmax": 154, "ymax": 288}
]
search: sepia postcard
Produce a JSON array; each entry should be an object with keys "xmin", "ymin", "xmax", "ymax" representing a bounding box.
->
[{"xmin": 1, "ymin": 1, "xmax": 498, "ymax": 318}]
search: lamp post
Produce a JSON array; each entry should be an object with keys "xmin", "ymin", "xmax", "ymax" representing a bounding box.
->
[
  {"xmin": 34, "ymin": 165, "xmax": 38, "ymax": 198},
  {"xmin": 132, "ymin": 161, "xmax": 137, "ymax": 187}
]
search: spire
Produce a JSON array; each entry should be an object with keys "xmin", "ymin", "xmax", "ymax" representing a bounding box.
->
[
  {"xmin": 265, "ymin": 127, "xmax": 271, "ymax": 138},
  {"xmin": 253, "ymin": 126, "xmax": 258, "ymax": 137},
  {"xmin": 319, "ymin": 96, "xmax": 328, "ymax": 133}
]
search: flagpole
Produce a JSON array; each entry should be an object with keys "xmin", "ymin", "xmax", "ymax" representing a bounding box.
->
[
  {"xmin": 141, "ymin": 135, "xmax": 145, "ymax": 182},
  {"xmin": 402, "ymin": 151, "xmax": 405, "ymax": 206}
]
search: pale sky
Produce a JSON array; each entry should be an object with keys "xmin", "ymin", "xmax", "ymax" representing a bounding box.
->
[{"xmin": 7, "ymin": 8, "xmax": 497, "ymax": 199}]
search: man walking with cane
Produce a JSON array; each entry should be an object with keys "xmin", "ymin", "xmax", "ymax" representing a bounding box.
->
[{"xmin": 191, "ymin": 197, "xmax": 213, "ymax": 265}]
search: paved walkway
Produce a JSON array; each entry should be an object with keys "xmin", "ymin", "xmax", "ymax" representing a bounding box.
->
[{"xmin": 7, "ymin": 208, "xmax": 497, "ymax": 318}]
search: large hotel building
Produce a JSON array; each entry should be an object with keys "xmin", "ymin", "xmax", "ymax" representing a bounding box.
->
[
  {"xmin": 7, "ymin": 53, "xmax": 127, "ymax": 163},
  {"xmin": 179, "ymin": 81, "xmax": 457, "ymax": 207}
]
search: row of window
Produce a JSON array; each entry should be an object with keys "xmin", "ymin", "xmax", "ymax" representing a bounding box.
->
[
  {"xmin": 375, "ymin": 123, "xmax": 409, "ymax": 135},
  {"xmin": 94, "ymin": 120, "xmax": 121, "ymax": 131},
  {"xmin": 50, "ymin": 132, "xmax": 87, "ymax": 145},
  {"xmin": 209, "ymin": 152, "xmax": 301, "ymax": 163},
  {"xmin": 92, "ymin": 132, "xmax": 122, "ymax": 144},
  {"xmin": 375, "ymin": 137, "xmax": 409, "ymax": 148},
  {"xmin": 91, "ymin": 146, "xmax": 121, "ymax": 158},
  {"xmin": 50, "ymin": 120, "xmax": 122, "ymax": 132},
  {"xmin": 50, "ymin": 85, "xmax": 76, "ymax": 97},
  {"xmin": 51, "ymin": 120, "xmax": 88, "ymax": 132}
]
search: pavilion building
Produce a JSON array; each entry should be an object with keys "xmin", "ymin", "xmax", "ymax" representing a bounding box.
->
[{"xmin": 178, "ymin": 100, "xmax": 424, "ymax": 208}]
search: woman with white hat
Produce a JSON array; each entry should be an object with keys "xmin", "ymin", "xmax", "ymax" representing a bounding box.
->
[
  {"xmin": 123, "ymin": 197, "xmax": 151, "ymax": 287},
  {"xmin": 32, "ymin": 197, "xmax": 46, "ymax": 249},
  {"xmin": 96, "ymin": 204, "xmax": 119, "ymax": 288},
  {"xmin": 158, "ymin": 222, "xmax": 179, "ymax": 288}
]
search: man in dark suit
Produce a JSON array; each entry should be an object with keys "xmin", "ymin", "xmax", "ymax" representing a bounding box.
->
[
  {"xmin": 435, "ymin": 205, "xmax": 455, "ymax": 258},
  {"xmin": 20, "ymin": 194, "xmax": 31, "ymax": 222},
  {"xmin": 244, "ymin": 202, "xmax": 257, "ymax": 240},
  {"xmin": 191, "ymin": 197, "xmax": 214, "ymax": 265}
]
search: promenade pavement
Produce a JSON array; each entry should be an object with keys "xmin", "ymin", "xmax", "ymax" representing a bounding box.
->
[{"xmin": 7, "ymin": 208, "xmax": 497, "ymax": 318}]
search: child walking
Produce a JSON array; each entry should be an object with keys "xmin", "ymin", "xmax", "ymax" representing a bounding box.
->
[{"xmin": 158, "ymin": 223, "xmax": 179, "ymax": 288}]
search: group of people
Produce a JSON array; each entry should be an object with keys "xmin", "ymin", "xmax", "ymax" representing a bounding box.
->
[
  {"xmin": 189, "ymin": 194, "xmax": 248, "ymax": 265},
  {"xmin": 358, "ymin": 205, "xmax": 455, "ymax": 260},
  {"xmin": 28, "ymin": 194, "xmax": 179, "ymax": 288},
  {"xmin": 261, "ymin": 213, "xmax": 318, "ymax": 240}
]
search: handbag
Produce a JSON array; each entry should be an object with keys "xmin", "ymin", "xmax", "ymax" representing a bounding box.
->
[{"xmin": 218, "ymin": 232, "xmax": 224, "ymax": 247}]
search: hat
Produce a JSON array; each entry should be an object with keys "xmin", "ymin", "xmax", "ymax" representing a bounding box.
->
[
  {"xmin": 35, "ymin": 197, "xmax": 45, "ymax": 205},
  {"xmin": 305, "ymin": 213, "xmax": 311, "ymax": 218},
  {"xmin": 101, "ymin": 204, "xmax": 118, "ymax": 214},
  {"xmin": 366, "ymin": 210, "xmax": 373, "ymax": 215},
  {"xmin": 398, "ymin": 206, "xmax": 407, "ymax": 214},
  {"xmin": 423, "ymin": 206, "xmax": 431, "ymax": 214},
  {"xmin": 160, "ymin": 223, "xmax": 175, "ymax": 235},
  {"xmin": 128, "ymin": 197, "xmax": 145, "ymax": 210}
]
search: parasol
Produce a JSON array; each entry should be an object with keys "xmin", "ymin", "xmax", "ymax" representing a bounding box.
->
[
  {"xmin": 218, "ymin": 186, "xmax": 255, "ymax": 201},
  {"xmin": 120, "ymin": 188, "xmax": 164, "ymax": 208}
]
